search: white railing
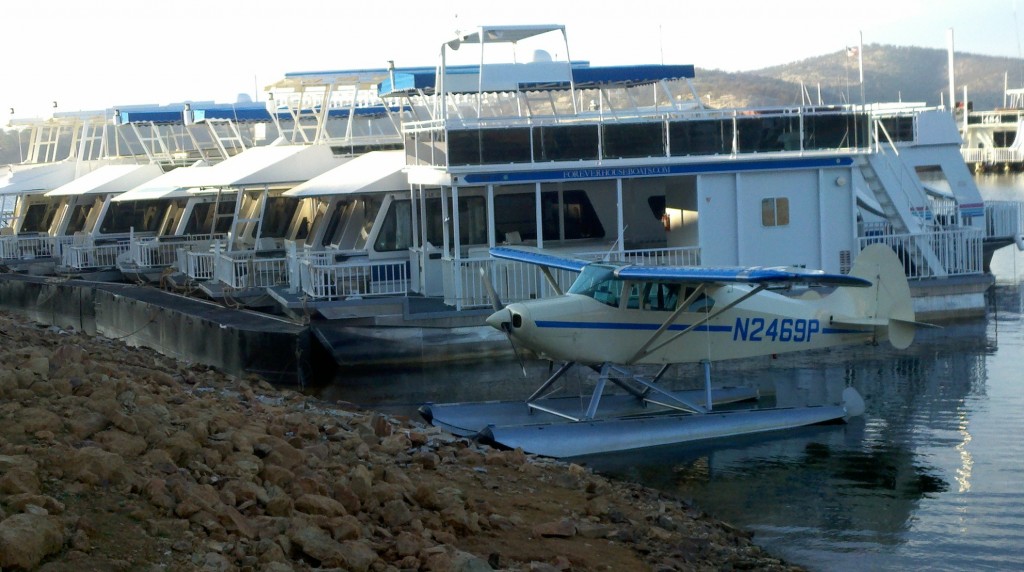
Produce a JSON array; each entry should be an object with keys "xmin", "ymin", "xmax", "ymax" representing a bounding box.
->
[
  {"xmin": 130, "ymin": 233, "xmax": 225, "ymax": 268},
  {"xmin": 0, "ymin": 235, "xmax": 68, "ymax": 261},
  {"xmin": 62, "ymin": 241, "xmax": 130, "ymax": 271},
  {"xmin": 961, "ymin": 147, "xmax": 1024, "ymax": 165},
  {"xmin": 299, "ymin": 257, "xmax": 409, "ymax": 300},
  {"xmin": 986, "ymin": 201, "xmax": 1024, "ymax": 239},
  {"xmin": 184, "ymin": 251, "xmax": 216, "ymax": 280},
  {"xmin": 213, "ymin": 251, "xmax": 290, "ymax": 290},
  {"xmin": 444, "ymin": 245, "xmax": 703, "ymax": 310},
  {"xmin": 858, "ymin": 227, "xmax": 983, "ymax": 279}
]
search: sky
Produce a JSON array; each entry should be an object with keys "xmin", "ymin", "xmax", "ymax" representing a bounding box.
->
[{"xmin": 3, "ymin": 0, "xmax": 1024, "ymax": 120}]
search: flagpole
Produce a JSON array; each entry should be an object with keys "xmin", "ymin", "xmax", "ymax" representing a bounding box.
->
[{"xmin": 858, "ymin": 31, "xmax": 865, "ymax": 105}]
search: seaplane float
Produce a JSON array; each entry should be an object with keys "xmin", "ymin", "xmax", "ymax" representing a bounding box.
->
[{"xmin": 420, "ymin": 244, "xmax": 929, "ymax": 458}]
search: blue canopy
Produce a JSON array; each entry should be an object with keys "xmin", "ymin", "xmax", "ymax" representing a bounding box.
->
[{"xmin": 378, "ymin": 63, "xmax": 691, "ymax": 96}]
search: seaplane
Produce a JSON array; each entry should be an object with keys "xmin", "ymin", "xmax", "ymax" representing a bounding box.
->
[{"xmin": 420, "ymin": 243, "xmax": 925, "ymax": 458}]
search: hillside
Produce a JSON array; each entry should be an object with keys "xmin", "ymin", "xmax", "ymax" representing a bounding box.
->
[
  {"xmin": 693, "ymin": 44, "xmax": 1024, "ymax": 110},
  {"xmin": 4, "ymin": 45, "xmax": 1024, "ymax": 166}
]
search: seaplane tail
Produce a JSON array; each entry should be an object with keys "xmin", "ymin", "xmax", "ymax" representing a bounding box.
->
[{"xmin": 826, "ymin": 243, "xmax": 923, "ymax": 350}]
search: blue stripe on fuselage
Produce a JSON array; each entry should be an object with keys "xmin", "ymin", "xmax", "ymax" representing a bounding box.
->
[{"xmin": 533, "ymin": 321, "xmax": 865, "ymax": 334}]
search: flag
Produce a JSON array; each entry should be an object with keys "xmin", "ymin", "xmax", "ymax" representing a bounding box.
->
[{"xmin": 846, "ymin": 46, "xmax": 859, "ymax": 58}]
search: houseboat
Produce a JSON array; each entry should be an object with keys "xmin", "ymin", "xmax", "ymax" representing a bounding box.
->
[{"xmin": 257, "ymin": 24, "xmax": 1023, "ymax": 368}]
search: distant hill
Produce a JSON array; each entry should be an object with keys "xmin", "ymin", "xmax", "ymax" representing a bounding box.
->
[{"xmin": 692, "ymin": 44, "xmax": 1024, "ymax": 111}]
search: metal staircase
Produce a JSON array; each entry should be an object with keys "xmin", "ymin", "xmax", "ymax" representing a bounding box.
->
[{"xmin": 856, "ymin": 152, "xmax": 946, "ymax": 277}]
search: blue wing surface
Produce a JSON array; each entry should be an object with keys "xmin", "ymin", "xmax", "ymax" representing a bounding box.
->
[
  {"xmin": 489, "ymin": 247, "xmax": 590, "ymax": 273},
  {"xmin": 615, "ymin": 265, "xmax": 872, "ymax": 287}
]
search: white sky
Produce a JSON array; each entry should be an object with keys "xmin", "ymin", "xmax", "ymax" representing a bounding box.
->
[{"xmin": 3, "ymin": 0, "xmax": 1023, "ymax": 119}]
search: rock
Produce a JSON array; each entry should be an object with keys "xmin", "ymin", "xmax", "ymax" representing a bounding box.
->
[
  {"xmin": 289, "ymin": 523, "xmax": 346, "ymax": 565},
  {"xmin": 0, "ymin": 513, "xmax": 64, "ymax": 569},
  {"xmin": 16, "ymin": 407, "xmax": 63, "ymax": 434},
  {"xmin": 0, "ymin": 467, "xmax": 40, "ymax": 495},
  {"xmin": 94, "ymin": 428, "xmax": 148, "ymax": 457},
  {"xmin": 294, "ymin": 494, "xmax": 347, "ymax": 517},
  {"xmin": 380, "ymin": 499, "xmax": 413, "ymax": 527},
  {"xmin": 4, "ymin": 493, "xmax": 65, "ymax": 515},
  {"xmin": 452, "ymin": 549, "xmax": 494, "ymax": 572},
  {"xmin": 339, "ymin": 539, "xmax": 378, "ymax": 572},
  {"xmin": 532, "ymin": 519, "xmax": 577, "ymax": 539}
]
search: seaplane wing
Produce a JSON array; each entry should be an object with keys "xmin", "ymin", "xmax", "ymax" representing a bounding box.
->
[
  {"xmin": 489, "ymin": 246, "xmax": 871, "ymax": 287},
  {"xmin": 614, "ymin": 264, "xmax": 872, "ymax": 288},
  {"xmin": 489, "ymin": 246, "xmax": 590, "ymax": 272}
]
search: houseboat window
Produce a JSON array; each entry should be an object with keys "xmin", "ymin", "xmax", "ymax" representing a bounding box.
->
[
  {"xmin": 668, "ymin": 120, "xmax": 732, "ymax": 156},
  {"xmin": 66, "ymin": 203, "xmax": 93, "ymax": 234},
  {"xmin": 494, "ymin": 191, "xmax": 604, "ymax": 242},
  {"xmin": 252, "ymin": 197, "xmax": 299, "ymax": 238},
  {"xmin": 376, "ymin": 197, "xmax": 487, "ymax": 252},
  {"xmin": 533, "ymin": 125, "xmax": 600, "ymax": 162},
  {"xmin": 761, "ymin": 197, "xmax": 790, "ymax": 227},
  {"xmin": 21, "ymin": 203, "xmax": 56, "ymax": 233},
  {"xmin": 802, "ymin": 113, "xmax": 869, "ymax": 150},
  {"xmin": 567, "ymin": 264, "xmax": 622, "ymax": 307},
  {"xmin": 318, "ymin": 202, "xmax": 344, "ymax": 247},
  {"xmin": 184, "ymin": 200, "xmax": 236, "ymax": 235},
  {"xmin": 374, "ymin": 199, "xmax": 413, "ymax": 251},
  {"xmin": 422, "ymin": 196, "xmax": 487, "ymax": 247},
  {"xmin": 561, "ymin": 190, "xmax": 605, "ymax": 240},
  {"xmin": 735, "ymin": 115, "xmax": 800, "ymax": 153},
  {"xmin": 159, "ymin": 200, "xmax": 188, "ymax": 235},
  {"xmin": 353, "ymin": 198, "xmax": 382, "ymax": 249},
  {"xmin": 647, "ymin": 196, "xmax": 667, "ymax": 221},
  {"xmin": 449, "ymin": 129, "xmax": 533, "ymax": 166},
  {"xmin": 878, "ymin": 115, "xmax": 915, "ymax": 142},
  {"xmin": 100, "ymin": 200, "xmax": 164, "ymax": 234},
  {"xmin": 603, "ymin": 123, "xmax": 665, "ymax": 159}
]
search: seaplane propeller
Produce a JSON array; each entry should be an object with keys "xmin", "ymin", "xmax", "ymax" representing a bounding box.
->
[{"xmin": 479, "ymin": 266, "xmax": 527, "ymax": 376}]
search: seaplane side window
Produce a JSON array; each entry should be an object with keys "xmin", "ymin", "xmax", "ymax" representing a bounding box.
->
[
  {"xmin": 761, "ymin": 197, "xmax": 790, "ymax": 227},
  {"xmin": 688, "ymin": 295, "xmax": 715, "ymax": 313},
  {"xmin": 567, "ymin": 264, "xmax": 622, "ymax": 308},
  {"xmin": 645, "ymin": 282, "xmax": 680, "ymax": 311}
]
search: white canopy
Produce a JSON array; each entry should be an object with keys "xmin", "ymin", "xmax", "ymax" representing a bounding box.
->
[
  {"xmin": 283, "ymin": 150, "xmax": 407, "ymax": 198},
  {"xmin": 189, "ymin": 144, "xmax": 340, "ymax": 189},
  {"xmin": 112, "ymin": 164, "xmax": 214, "ymax": 202},
  {"xmin": 0, "ymin": 161, "xmax": 79, "ymax": 196},
  {"xmin": 45, "ymin": 164, "xmax": 163, "ymax": 197}
]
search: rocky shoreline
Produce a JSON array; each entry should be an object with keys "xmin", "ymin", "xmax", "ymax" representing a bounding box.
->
[{"xmin": 0, "ymin": 311, "xmax": 805, "ymax": 571}]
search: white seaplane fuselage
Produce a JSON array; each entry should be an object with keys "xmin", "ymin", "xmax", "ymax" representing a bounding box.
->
[{"xmin": 493, "ymin": 282, "xmax": 871, "ymax": 365}]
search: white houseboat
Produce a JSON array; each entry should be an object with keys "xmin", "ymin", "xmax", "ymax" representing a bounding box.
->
[{"xmin": 264, "ymin": 25, "xmax": 1022, "ymax": 368}]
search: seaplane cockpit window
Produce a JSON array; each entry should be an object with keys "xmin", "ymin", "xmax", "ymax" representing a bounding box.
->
[{"xmin": 568, "ymin": 265, "xmax": 622, "ymax": 307}]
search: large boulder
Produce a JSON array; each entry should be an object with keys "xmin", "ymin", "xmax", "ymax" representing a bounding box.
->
[{"xmin": 0, "ymin": 513, "xmax": 64, "ymax": 569}]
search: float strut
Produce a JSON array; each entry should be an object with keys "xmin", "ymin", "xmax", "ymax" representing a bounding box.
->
[{"xmin": 702, "ymin": 359, "xmax": 712, "ymax": 412}]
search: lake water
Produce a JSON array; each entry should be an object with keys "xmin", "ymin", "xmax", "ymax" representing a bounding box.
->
[{"xmin": 320, "ymin": 174, "xmax": 1024, "ymax": 571}]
